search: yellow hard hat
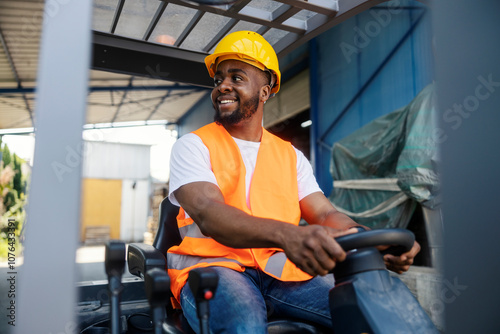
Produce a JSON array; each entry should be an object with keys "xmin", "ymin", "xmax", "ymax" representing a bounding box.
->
[{"xmin": 205, "ymin": 31, "xmax": 281, "ymax": 94}]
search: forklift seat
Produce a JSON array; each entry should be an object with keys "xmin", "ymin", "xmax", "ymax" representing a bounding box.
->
[{"xmin": 127, "ymin": 197, "xmax": 329, "ymax": 333}]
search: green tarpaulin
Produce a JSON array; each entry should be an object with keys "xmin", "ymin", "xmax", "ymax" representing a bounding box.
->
[{"xmin": 329, "ymin": 84, "xmax": 440, "ymax": 229}]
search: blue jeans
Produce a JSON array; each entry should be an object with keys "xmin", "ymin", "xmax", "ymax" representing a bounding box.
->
[{"xmin": 180, "ymin": 267, "xmax": 335, "ymax": 333}]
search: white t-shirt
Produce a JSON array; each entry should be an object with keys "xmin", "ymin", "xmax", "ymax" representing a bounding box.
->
[{"xmin": 168, "ymin": 133, "xmax": 322, "ymax": 213}]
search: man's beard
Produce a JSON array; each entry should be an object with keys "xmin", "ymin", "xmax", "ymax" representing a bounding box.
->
[{"xmin": 214, "ymin": 96, "xmax": 260, "ymax": 126}]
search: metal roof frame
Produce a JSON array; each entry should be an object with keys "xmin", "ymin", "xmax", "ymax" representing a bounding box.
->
[
  {"xmin": 92, "ymin": 30, "xmax": 213, "ymax": 87},
  {"xmin": 90, "ymin": 0, "xmax": 428, "ymax": 85},
  {"xmin": 1, "ymin": 0, "xmax": 428, "ymax": 130}
]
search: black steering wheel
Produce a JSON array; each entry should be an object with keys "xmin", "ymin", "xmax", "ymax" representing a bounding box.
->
[
  {"xmin": 331, "ymin": 228, "xmax": 415, "ymax": 280},
  {"xmin": 335, "ymin": 228, "xmax": 415, "ymax": 255}
]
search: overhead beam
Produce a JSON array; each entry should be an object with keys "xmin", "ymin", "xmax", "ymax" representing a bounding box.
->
[
  {"xmin": 228, "ymin": 0, "xmax": 252, "ymax": 12},
  {"xmin": 174, "ymin": 10, "xmax": 205, "ymax": 47},
  {"xmin": 146, "ymin": 89, "xmax": 172, "ymax": 121},
  {"xmin": 203, "ymin": 18, "xmax": 238, "ymax": 52},
  {"xmin": 274, "ymin": 0, "xmax": 427, "ymax": 57},
  {"xmin": 164, "ymin": 0, "xmax": 306, "ymax": 34},
  {"xmin": 0, "ymin": 27, "xmax": 21, "ymax": 84},
  {"xmin": 110, "ymin": 0, "xmax": 126, "ymax": 33},
  {"xmin": 199, "ymin": 0, "xmax": 252, "ymax": 52},
  {"xmin": 92, "ymin": 31, "xmax": 214, "ymax": 88},
  {"xmin": 0, "ymin": 84, "xmax": 208, "ymax": 94},
  {"xmin": 276, "ymin": 0, "xmax": 339, "ymax": 16},
  {"xmin": 143, "ymin": 1, "xmax": 169, "ymax": 41},
  {"xmin": 272, "ymin": 4, "xmax": 302, "ymax": 26},
  {"xmin": 274, "ymin": 0, "xmax": 390, "ymax": 57},
  {"xmin": 256, "ymin": 25, "xmax": 271, "ymax": 36},
  {"xmin": 0, "ymin": 26, "xmax": 34, "ymax": 126},
  {"xmin": 110, "ymin": 77, "xmax": 133, "ymax": 123}
]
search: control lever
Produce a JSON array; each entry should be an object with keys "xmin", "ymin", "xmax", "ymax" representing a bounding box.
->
[
  {"xmin": 105, "ymin": 240, "xmax": 126, "ymax": 334},
  {"xmin": 145, "ymin": 268, "xmax": 170, "ymax": 334},
  {"xmin": 188, "ymin": 268, "xmax": 219, "ymax": 334}
]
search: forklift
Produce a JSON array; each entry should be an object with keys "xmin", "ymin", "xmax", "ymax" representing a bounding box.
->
[{"xmin": 11, "ymin": 0, "xmax": 472, "ymax": 333}]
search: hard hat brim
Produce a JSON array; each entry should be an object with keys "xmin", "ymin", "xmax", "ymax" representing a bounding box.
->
[{"xmin": 205, "ymin": 52, "xmax": 280, "ymax": 94}]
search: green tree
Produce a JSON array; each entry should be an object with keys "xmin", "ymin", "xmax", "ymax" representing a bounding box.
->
[
  {"xmin": 0, "ymin": 142, "xmax": 28, "ymax": 259},
  {"xmin": 2, "ymin": 144, "xmax": 11, "ymax": 166},
  {"xmin": 13, "ymin": 155, "xmax": 23, "ymax": 196}
]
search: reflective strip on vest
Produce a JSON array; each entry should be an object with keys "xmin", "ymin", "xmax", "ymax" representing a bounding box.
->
[
  {"xmin": 264, "ymin": 252, "xmax": 288, "ymax": 278},
  {"xmin": 167, "ymin": 253, "xmax": 243, "ymax": 271},
  {"xmin": 178, "ymin": 223, "xmax": 210, "ymax": 239}
]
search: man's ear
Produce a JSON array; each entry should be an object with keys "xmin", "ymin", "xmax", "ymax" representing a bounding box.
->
[{"xmin": 260, "ymin": 84, "xmax": 272, "ymax": 103}]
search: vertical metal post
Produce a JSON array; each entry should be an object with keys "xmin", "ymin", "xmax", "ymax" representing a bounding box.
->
[
  {"xmin": 434, "ymin": 1, "xmax": 500, "ymax": 332},
  {"xmin": 309, "ymin": 38, "xmax": 321, "ymax": 185},
  {"xmin": 15, "ymin": 0, "xmax": 93, "ymax": 333}
]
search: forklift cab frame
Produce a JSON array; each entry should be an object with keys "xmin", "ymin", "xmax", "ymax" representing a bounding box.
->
[{"xmin": 10, "ymin": 0, "xmax": 445, "ymax": 333}]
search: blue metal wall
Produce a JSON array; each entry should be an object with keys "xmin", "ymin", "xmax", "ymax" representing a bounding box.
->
[{"xmin": 310, "ymin": 2, "xmax": 434, "ymax": 195}]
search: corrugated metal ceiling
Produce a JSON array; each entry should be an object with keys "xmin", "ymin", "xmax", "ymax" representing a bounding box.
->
[{"xmin": 0, "ymin": 0, "xmax": 390, "ymax": 131}]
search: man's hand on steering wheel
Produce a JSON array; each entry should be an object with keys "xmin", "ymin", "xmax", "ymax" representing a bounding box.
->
[
  {"xmin": 382, "ymin": 241, "xmax": 421, "ymax": 274},
  {"xmin": 345, "ymin": 226, "xmax": 421, "ymax": 275}
]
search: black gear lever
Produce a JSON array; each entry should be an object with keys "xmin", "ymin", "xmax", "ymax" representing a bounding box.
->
[
  {"xmin": 105, "ymin": 240, "xmax": 126, "ymax": 334},
  {"xmin": 188, "ymin": 267, "xmax": 219, "ymax": 334},
  {"xmin": 145, "ymin": 268, "xmax": 170, "ymax": 334}
]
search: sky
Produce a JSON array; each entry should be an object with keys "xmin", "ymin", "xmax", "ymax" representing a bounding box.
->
[{"xmin": 1, "ymin": 124, "xmax": 177, "ymax": 182}]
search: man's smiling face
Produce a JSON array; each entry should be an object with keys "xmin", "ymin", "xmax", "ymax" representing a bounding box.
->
[{"xmin": 211, "ymin": 59, "xmax": 269, "ymax": 127}]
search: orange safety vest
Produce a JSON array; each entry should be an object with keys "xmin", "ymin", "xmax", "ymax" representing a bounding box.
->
[{"xmin": 167, "ymin": 122, "xmax": 312, "ymax": 304}]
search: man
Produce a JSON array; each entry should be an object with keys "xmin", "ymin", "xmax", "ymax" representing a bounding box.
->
[{"xmin": 168, "ymin": 31, "xmax": 420, "ymax": 333}]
